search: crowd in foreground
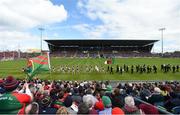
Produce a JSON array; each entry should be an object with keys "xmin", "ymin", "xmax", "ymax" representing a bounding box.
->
[{"xmin": 0, "ymin": 76, "xmax": 180, "ymax": 114}]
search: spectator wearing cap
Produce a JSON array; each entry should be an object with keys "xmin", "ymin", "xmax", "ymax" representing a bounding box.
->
[
  {"xmin": 99, "ymin": 96, "xmax": 112, "ymax": 115},
  {"xmin": 0, "ymin": 76, "xmax": 33, "ymax": 114},
  {"xmin": 105, "ymin": 85, "xmax": 113, "ymax": 93},
  {"xmin": 122, "ymin": 96, "xmax": 142, "ymax": 114}
]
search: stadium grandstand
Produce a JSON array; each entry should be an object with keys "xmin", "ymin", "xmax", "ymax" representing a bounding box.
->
[{"xmin": 45, "ymin": 39, "xmax": 158, "ymax": 58}]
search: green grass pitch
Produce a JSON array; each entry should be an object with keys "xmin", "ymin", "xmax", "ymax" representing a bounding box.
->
[{"xmin": 0, "ymin": 57, "xmax": 180, "ymax": 81}]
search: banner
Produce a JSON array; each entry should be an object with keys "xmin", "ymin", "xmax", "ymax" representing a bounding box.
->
[{"xmin": 24, "ymin": 52, "xmax": 51, "ymax": 79}]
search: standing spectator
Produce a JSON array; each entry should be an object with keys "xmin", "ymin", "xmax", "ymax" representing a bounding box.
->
[{"xmin": 0, "ymin": 76, "xmax": 33, "ymax": 114}]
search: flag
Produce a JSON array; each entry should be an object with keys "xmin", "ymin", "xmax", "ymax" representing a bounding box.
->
[
  {"xmin": 104, "ymin": 58, "xmax": 115, "ymax": 64},
  {"xmin": 25, "ymin": 52, "xmax": 51, "ymax": 79}
]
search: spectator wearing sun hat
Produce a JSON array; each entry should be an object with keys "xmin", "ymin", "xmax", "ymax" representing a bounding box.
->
[
  {"xmin": 0, "ymin": 76, "xmax": 33, "ymax": 114},
  {"xmin": 99, "ymin": 96, "xmax": 112, "ymax": 115}
]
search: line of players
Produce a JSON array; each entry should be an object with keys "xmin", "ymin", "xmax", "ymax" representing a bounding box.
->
[
  {"xmin": 51, "ymin": 65, "xmax": 106, "ymax": 74},
  {"xmin": 51, "ymin": 64, "xmax": 179, "ymax": 74},
  {"xmin": 108, "ymin": 64, "xmax": 179, "ymax": 74},
  {"xmin": 161, "ymin": 64, "xmax": 179, "ymax": 73}
]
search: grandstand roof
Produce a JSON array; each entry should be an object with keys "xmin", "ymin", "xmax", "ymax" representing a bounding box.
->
[{"xmin": 45, "ymin": 39, "xmax": 158, "ymax": 47}]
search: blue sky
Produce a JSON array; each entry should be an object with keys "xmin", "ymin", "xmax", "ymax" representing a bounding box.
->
[{"xmin": 0, "ymin": 0, "xmax": 179, "ymax": 52}]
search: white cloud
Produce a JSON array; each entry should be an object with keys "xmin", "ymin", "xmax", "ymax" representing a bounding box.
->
[
  {"xmin": 77, "ymin": 0, "xmax": 180, "ymax": 52},
  {"xmin": 0, "ymin": 31, "xmax": 50, "ymax": 51},
  {"xmin": 0, "ymin": 0, "xmax": 67, "ymax": 30},
  {"xmin": 0, "ymin": 31, "xmax": 37, "ymax": 51},
  {"xmin": 0, "ymin": 0, "xmax": 67, "ymax": 51}
]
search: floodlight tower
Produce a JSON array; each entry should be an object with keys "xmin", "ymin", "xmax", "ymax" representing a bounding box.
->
[
  {"xmin": 38, "ymin": 27, "xmax": 45, "ymax": 52},
  {"xmin": 159, "ymin": 28, "xmax": 165, "ymax": 56}
]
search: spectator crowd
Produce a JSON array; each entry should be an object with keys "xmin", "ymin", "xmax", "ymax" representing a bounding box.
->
[{"xmin": 0, "ymin": 76, "xmax": 180, "ymax": 114}]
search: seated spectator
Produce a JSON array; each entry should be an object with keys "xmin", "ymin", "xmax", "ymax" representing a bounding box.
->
[
  {"xmin": 122, "ymin": 96, "xmax": 142, "ymax": 114},
  {"xmin": 77, "ymin": 102, "xmax": 89, "ymax": 114},
  {"xmin": 139, "ymin": 103, "xmax": 159, "ymax": 114},
  {"xmin": 83, "ymin": 89, "xmax": 98, "ymax": 106},
  {"xmin": 140, "ymin": 89, "xmax": 151, "ymax": 102},
  {"xmin": 94, "ymin": 101, "xmax": 104, "ymax": 112},
  {"xmin": 99, "ymin": 96, "xmax": 112, "ymax": 115},
  {"xmin": 39, "ymin": 96, "xmax": 57, "ymax": 114},
  {"xmin": 148, "ymin": 87, "xmax": 164, "ymax": 106},
  {"xmin": 63, "ymin": 95, "xmax": 77, "ymax": 114},
  {"xmin": 139, "ymin": 89, "xmax": 159, "ymax": 114},
  {"xmin": 26, "ymin": 102, "xmax": 39, "ymax": 114},
  {"xmin": 53, "ymin": 90, "xmax": 65, "ymax": 108},
  {"xmin": 0, "ymin": 76, "xmax": 33, "ymax": 114},
  {"xmin": 83, "ymin": 91, "xmax": 98, "ymax": 114},
  {"xmin": 56, "ymin": 106, "xmax": 69, "ymax": 115},
  {"xmin": 164, "ymin": 92, "xmax": 180, "ymax": 112},
  {"xmin": 111, "ymin": 88, "xmax": 125, "ymax": 108}
]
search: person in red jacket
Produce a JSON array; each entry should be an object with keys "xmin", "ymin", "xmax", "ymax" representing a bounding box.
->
[{"xmin": 0, "ymin": 76, "xmax": 33, "ymax": 114}]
